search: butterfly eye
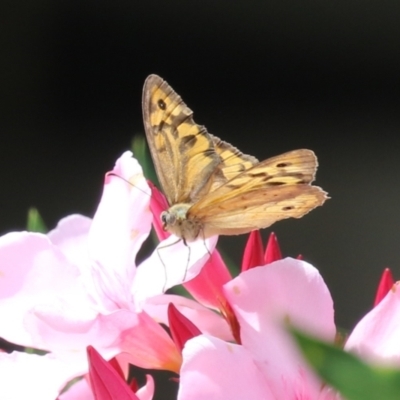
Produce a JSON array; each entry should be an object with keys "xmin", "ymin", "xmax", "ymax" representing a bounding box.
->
[
  {"xmin": 157, "ymin": 99, "xmax": 166, "ymax": 110},
  {"xmin": 160, "ymin": 211, "xmax": 176, "ymax": 229}
]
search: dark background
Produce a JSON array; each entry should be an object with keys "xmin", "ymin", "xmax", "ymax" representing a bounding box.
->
[{"xmin": 2, "ymin": 1, "xmax": 400, "ymax": 397}]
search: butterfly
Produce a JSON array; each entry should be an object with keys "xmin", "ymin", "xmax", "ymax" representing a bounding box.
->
[{"xmin": 142, "ymin": 74, "xmax": 328, "ymax": 245}]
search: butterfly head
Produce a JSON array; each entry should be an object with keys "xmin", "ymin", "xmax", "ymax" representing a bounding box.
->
[
  {"xmin": 160, "ymin": 203, "xmax": 202, "ymax": 242},
  {"xmin": 160, "ymin": 210, "xmax": 176, "ymax": 231}
]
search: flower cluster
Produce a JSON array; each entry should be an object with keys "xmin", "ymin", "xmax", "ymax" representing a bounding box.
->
[{"xmin": 0, "ymin": 152, "xmax": 399, "ymax": 399}]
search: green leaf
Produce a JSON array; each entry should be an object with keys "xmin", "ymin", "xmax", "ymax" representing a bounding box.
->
[
  {"xmin": 131, "ymin": 134, "xmax": 158, "ymax": 185},
  {"xmin": 26, "ymin": 207, "xmax": 47, "ymax": 233},
  {"xmin": 291, "ymin": 328, "xmax": 400, "ymax": 400},
  {"xmin": 24, "ymin": 346, "xmax": 47, "ymax": 355}
]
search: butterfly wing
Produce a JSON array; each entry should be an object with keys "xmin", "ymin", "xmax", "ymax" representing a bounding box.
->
[
  {"xmin": 189, "ymin": 149, "xmax": 328, "ymax": 236},
  {"xmin": 142, "ymin": 74, "xmax": 221, "ymax": 205},
  {"xmin": 208, "ymin": 134, "xmax": 259, "ymax": 191}
]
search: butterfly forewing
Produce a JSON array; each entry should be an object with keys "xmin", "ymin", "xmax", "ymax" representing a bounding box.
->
[{"xmin": 143, "ymin": 75, "xmax": 220, "ymax": 204}]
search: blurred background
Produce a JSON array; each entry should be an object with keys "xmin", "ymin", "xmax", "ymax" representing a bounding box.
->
[{"xmin": 2, "ymin": 0, "xmax": 400, "ymax": 397}]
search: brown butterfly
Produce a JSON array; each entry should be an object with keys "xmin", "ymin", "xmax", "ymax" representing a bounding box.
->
[{"xmin": 142, "ymin": 74, "xmax": 327, "ymax": 244}]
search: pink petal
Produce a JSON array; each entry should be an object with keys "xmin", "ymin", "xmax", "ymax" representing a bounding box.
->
[
  {"xmin": 143, "ymin": 294, "xmax": 233, "ymax": 342},
  {"xmin": 346, "ymin": 281, "xmax": 400, "ymax": 366},
  {"xmin": 87, "ymin": 346, "xmax": 139, "ymax": 400},
  {"xmin": 374, "ymin": 268, "xmax": 394, "ymax": 307},
  {"xmin": 87, "ymin": 152, "xmax": 152, "ymax": 310},
  {"xmin": 148, "ymin": 181, "xmax": 170, "ymax": 241},
  {"xmin": 135, "ymin": 375, "xmax": 155, "ymax": 400},
  {"xmin": 179, "ymin": 335, "xmax": 276, "ymax": 400},
  {"xmin": 133, "ymin": 236, "xmax": 218, "ymax": 301},
  {"xmin": 168, "ymin": 303, "xmax": 202, "ymax": 352},
  {"xmin": 47, "ymin": 214, "xmax": 92, "ymax": 268},
  {"xmin": 264, "ymin": 232, "xmax": 282, "ymax": 264},
  {"xmin": 28, "ymin": 306, "xmax": 180, "ymax": 373},
  {"xmin": 241, "ymin": 230, "xmax": 264, "ymax": 271},
  {"xmin": 0, "ymin": 232, "xmax": 82, "ymax": 347},
  {"xmin": 184, "ymin": 250, "xmax": 232, "ymax": 310},
  {"xmin": 27, "ymin": 307, "xmax": 132, "ymax": 360},
  {"xmin": 224, "ymin": 258, "xmax": 336, "ymax": 400},
  {"xmin": 117, "ymin": 310, "xmax": 182, "ymax": 373},
  {"xmin": 0, "ymin": 352, "xmax": 79, "ymax": 400}
]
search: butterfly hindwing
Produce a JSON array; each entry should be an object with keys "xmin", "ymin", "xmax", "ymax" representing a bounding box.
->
[
  {"xmin": 208, "ymin": 134, "xmax": 259, "ymax": 191},
  {"xmin": 195, "ymin": 184, "xmax": 326, "ymax": 236},
  {"xmin": 189, "ymin": 149, "xmax": 327, "ymax": 236},
  {"xmin": 193, "ymin": 149, "xmax": 319, "ymax": 205}
]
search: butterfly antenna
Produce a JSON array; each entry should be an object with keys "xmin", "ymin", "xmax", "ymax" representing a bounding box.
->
[
  {"xmin": 108, "ymin": 172, "xmax": 151, "ymax": 197},
  {"xmin": 200, "ymin": 229, "xmax": 212, "ymax": 257}
]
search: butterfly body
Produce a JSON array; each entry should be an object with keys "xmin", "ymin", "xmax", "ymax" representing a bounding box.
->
[
  {"xmin": 142, "ymin": 74, "xmax": 328, "ymax": 243},
  {"xmin": 161, "ymin": 203, "xmax": 202, "ymax": 243}
]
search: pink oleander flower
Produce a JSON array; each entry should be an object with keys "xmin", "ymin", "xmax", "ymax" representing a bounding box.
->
[
  {"xmin": 178, "ymin": 257, "xmax": 338, "ymax": 400},
  {"xmin": 345, "ymin": 268, "xmax": 400, "ymax": 368},
  {"xmin": 163, "ymin": 231, "xmax": 400, "ymax": 400},
  {"xmin": 0, "ymin": 151, "xmax": 223, "ymax": 398}
]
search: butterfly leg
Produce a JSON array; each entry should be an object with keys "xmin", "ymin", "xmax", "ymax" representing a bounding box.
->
[
  {"xmin": 157, "ymin": 237, "xmax": 183, "ymax": 292},
  {"xmin": 181, "ymin": 238, "xmax": 191, "ymax": 283},
  {"xmin": 200, "ymin": 228, "xmax": 212, "ymax": 257}
]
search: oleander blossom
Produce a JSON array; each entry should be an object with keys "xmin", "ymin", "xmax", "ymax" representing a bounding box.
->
[
  {"xmin": 0, "ymin": 151, "xmax": 222, "ymax": 399},
  {"xmin": 172, "ymin": 234, "xmax": 400, "ymax": 400},
  {"xmin": 177, "ymin": 257, "xmax": 338, "ymax": 400}
]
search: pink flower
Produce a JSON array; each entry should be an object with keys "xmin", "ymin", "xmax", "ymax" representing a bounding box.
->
[
  {"xmin": 178, "ymin": 258, "xmax": 337, "ymax": 400},
  {"xmin": 0, "ymin": 152, "xmax": 217, "ymax": 397},
  {"xmin": 345, "ymin": 276, "xmax": 400, "ymax": 367},
  {"xmin": 176, "ymin": 240, "xmax": 400, "ymax": 400}
]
